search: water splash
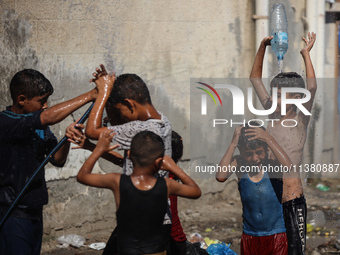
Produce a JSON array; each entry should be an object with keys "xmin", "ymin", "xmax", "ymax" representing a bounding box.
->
[
  {"xmin": 105, "ymin": 53, "xmax": 124, "ymax": 76},
  {"xmin": 303, "ymin": 174, "xmax": 311, "ymax": 187},
  {"xmin": 278, "ymin": 59, "xmax": 283, "ymax": 73}
]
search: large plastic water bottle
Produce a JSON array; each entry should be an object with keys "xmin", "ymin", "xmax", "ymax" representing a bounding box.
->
[{"xmin": 270, "ymin": 3, "xmax": 288, "ymax": 61}]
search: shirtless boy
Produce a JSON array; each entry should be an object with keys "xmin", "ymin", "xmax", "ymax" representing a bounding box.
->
[{"xmin": 249, "ymin": 32, "xmax": 317, "ymax": 254}]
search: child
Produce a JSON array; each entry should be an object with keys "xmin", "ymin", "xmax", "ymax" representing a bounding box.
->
[
  {"xmin": 85, "ymin": 65, "xmax": 173, "ymax": 252},
  {"xmin": 0, "ymin": 69, "xmax": 97, "ymax": 254},
  {"xmin": 167, "ymin": 131, "xmax": 187, "ymax": 255},
  {"xmin": 85, "ymin": 65, "xmax": 172, "ymax": 177},
  {"xmin": 73, "ymin": 130, "xmax": 187, "ymax": 255},
  {"xmin": 216, "ymin": 123, "xmax": 291, "ymax": 255},
  {"xmin": 249, "ymin": 32, "xmax": 316, "ymax": 254},
  {"xmin": 77, "ymin": 130, "xmax": 201, "ymax": 255}
]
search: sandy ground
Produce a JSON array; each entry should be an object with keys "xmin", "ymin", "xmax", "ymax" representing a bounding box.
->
[{"xmin": 41, "ymin": 180, "xmax": 340, "ymax": 255}]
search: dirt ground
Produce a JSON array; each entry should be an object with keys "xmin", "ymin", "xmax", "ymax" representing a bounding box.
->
[{"xmin": 41, "ymin": 179, "xmax": 340, "ymax": 255}]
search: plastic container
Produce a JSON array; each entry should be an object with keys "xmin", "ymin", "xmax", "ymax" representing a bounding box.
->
[
  {"xmin": 57, "ymin": 234, "xmax": 86, "ymax": 248},
  {"xmin": 188, "ymin": 233, "xmax": 207, "ymax": 249},
  {"xmin": 270, "ymin": 3, "xmax": 288, "ymax": 60}
]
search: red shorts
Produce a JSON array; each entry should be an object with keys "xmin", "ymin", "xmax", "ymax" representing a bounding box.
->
[
  {"xmin": 241, "ymin": 232, "xmax": 288, "ymax": 255},
  {"xmin": 169, "ymin": 172, "xmax": 186, "ymax": 243}
]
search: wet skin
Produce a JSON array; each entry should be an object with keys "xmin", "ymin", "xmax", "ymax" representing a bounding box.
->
[{"xmin": 240, "ymin": 145, "xmax": 268, "ymax": 182}]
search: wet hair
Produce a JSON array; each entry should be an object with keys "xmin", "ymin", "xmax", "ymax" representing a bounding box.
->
[
  {"xmin": 10, "ymin": 69, "xmax": 54, "ymax": 101},
  {"xmin": 109, "ymin": 74, "xmax": 152, "ymax": 105},
  {"xmin": 237, "ymin": 121, "xmax": 268, "ymax": 151},
  {"xmin": 171, "ymin": 131, "xmax": 183, "ymax": 164},
  {"xmin": 130, "ymin": 131, "xmax": 164, "ymax": 167},
  {"xmin": 270, "ymin": 72, "xmax": 305, "ymax": 97}
]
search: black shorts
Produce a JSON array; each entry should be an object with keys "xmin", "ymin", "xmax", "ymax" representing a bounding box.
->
[
  {"xmin": 102, "ymin": 227, "xmax": 118, "ymax": 255},
  {"xmin": 103, "ymin": 225, "xmax": 172, "ymax": 255},
  {"xmin": 283, "ymin": 196, "xmax": 307, "ymax": 255}
]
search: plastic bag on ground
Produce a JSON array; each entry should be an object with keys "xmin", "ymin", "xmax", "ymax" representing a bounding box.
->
[
  {"xmin": 204, "ymin": 237, "xmax": 220, "ymax": 247},
  {"xmin": 57, "ymin": 234, "xmax": 86, "ymax": 248},
  {"xmin": 89, "ymin": 242, "xmax": 106, "ymax": 250},
  {"xmin": 206, "ymin": 242, "xmax": 237, "ymax": 255},
  {"xmin": 316, "ymin": 183, "xmax": 330, "ymax": 192}
]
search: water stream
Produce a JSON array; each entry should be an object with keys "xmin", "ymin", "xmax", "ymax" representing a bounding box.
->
[{"xmin": 278, "ymin": 59, "xmax": 283, "ymax": 73}]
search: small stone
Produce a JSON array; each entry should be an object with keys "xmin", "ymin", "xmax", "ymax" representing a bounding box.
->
[
  {"xmin": 186, "ymin": 209, "xmax": 193, "ymax": 215},
  {"xmin": 191, "ymin": 212, "xmax": 200, "ymax": 218}
]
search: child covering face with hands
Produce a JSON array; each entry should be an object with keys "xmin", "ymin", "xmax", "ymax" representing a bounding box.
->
[{"xmin": 216, "ymin": 123, "xmax": 292, "ymax": 255}]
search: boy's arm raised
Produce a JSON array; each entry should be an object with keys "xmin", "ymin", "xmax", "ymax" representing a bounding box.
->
[
  {"xmin": 161, "ymin": 156, "xmax": 201, "ymax": 199},
  {"xmin": 85, "ymin": 64, "xmax": 114, "ymax": 140},
  {"xmin": 249, "ymin": 36, "xmax": 273, "ymax": 109},
  {"xmin": 216, "ymin": 126, "xmax": 241, "ymax": 182},
  {"xmin": 40, "ymin": 89, "xmax": 97, "ymax": 126},
  {"xmin": 300, "ymin": 32, "xmax": 317, "ymax": 124},
  {"xmin": 77, "ymin": 130, "xmax": 120, "ymax": 190}
]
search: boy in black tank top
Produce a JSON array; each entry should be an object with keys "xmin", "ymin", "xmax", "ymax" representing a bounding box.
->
[{"xmin": 77, "ymin": 130, "xmax": 201, "ymax": 255}]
